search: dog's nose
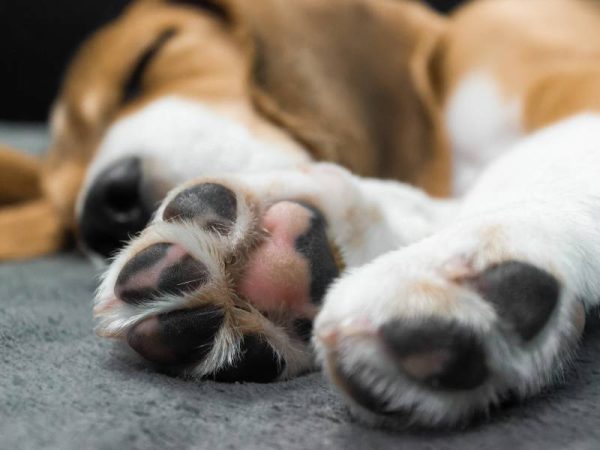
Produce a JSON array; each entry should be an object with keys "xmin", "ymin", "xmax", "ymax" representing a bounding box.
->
[{"xmin": 79, "ymin": 157, "xmax": 154, "ymax": 258}]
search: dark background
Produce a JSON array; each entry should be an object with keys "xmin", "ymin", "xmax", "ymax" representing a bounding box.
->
[{"xmin": 0, "ymin": 0, "xmax": 464, "ymax": 122}]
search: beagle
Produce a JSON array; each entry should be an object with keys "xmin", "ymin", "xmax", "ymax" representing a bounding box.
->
[{"xmin": 2, "ymin": 0, "xmax": 600, "ymax": 427}]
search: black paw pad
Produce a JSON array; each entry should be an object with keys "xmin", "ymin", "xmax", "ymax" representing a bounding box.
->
[
  {"xmin": 471, "ymin": 261, "xmax": 560, "ymax": 341},
  {"xmin": 163, "ymin": 183, "xmax": 237, "ymax": 234},
  {"xmin": 380, "ymin": 319, "xmax": 488, "ymax": 390},
  {"xmin": 115, "ymin": 243, "xmax": 210, "ymax": 305},
  {"xmin": 212, "ymin": 335, "xmax": 284, "ymax": 383},
  {"xmin": 294, "ymin": 203, "xmax": 340, "ymax": 305},
  {"xmin": 127, "ymin": 306, "xmax": 224, "ymax": 365}
]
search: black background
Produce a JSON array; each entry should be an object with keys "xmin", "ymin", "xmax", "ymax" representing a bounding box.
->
[{"xmin": 0, "ymin": 0, "xmax": 464, "ymax": 121}]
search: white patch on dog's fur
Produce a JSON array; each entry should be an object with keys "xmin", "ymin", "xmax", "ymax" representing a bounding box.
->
[
  {"xmin": 76, "ymin": 96, "xmax": 310, "ymax": 221},
  {"xmin": 445, "ymin": 71, "xmax": 523, "ymax": 196}
]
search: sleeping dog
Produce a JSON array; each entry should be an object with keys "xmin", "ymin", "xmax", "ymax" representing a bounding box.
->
[{"xmin": 3, "ymin": 0, "xmax": 600, "ymax": 427}]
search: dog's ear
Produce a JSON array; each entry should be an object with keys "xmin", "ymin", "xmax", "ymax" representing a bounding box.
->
[
  {"xmin": 407, "ymin": 5, "xmax": 452, "ymax": 196},
  {"xmin": 0, "ymin": 198, "xmax": 63, "ymax": 260},
  {"xmin": 410, "ymin": 14, "xmax": 447, "ymax": 130},
  {"xmin": 0, "ymin": 146, "xmax": 41, "ymax": 204},
  {"xmin": 0, "ymin": 146, "xmax": 63, "ymax": 260},
  {"xmin": 229, "ymin": 0, "xmax": 451, "ymax": 195}
]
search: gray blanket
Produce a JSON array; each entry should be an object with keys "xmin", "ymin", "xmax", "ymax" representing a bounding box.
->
[{"xmin": 2, "ymin": 124, "xmax": 600, "ymax": 450}]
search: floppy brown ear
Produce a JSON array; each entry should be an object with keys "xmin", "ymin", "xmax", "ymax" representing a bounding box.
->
[
  {"xmin": 0, "ymin": 199, "xmax": 64, "ymax": 261},
  {"xmin": 0, "ymin": 146, "xmax": 64, "ymax": 260},
  {"xmin": 0, "ymin": 145, "xmax": 42, "ymax": 204},
  {"xmin": 221, "ymin": 0, "xmax": 451, "ymax": 195}
]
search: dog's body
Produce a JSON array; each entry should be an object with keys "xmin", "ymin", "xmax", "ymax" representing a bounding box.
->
[{"xmin": 4, "ymin": 0, "xmax": 600, "ymax": 427}]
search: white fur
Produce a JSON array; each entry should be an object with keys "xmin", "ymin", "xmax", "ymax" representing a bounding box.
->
[
  {"xmin": 76, "ymin": 96, "xmax": 310, "ymax": 221},
  {"xmin": 445, "ymin": 71, "xmax": 523, "ymax": 196}
]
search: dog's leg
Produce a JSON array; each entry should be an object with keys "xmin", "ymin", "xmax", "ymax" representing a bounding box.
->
[
  {"xmin": 314, "ymin": 114, "xmax": 600, "ymax": 426},
  {"xmin": 95, "ymin": 163, "xmax": 453, "ymax": 381}
]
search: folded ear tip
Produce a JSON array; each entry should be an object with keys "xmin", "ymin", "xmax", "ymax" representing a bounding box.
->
[
  {"xmin": 0, "ymin": 144, "xmax": 43, "ymax": 204},
  {"xmin": 0, "ymin": 198, "xmax": 66, "ymax": 261}
]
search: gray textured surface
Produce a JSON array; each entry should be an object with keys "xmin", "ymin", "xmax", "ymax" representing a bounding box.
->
[
  {"xmin": 2, "ymin": 125, "xmax": 600, "ymax": 449},
  {"xmin": 0, "ymin": 122, "xmax": 48, "ymax": 155}
]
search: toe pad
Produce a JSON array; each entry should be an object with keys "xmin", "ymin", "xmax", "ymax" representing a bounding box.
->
[{"xmin": 380, "ymin": 318, "xmax": 488, "ymax": 390}]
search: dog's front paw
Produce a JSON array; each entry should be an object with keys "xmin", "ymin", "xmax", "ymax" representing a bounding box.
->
[
  {"xmin": 95, "ymin": 174, "xmax": 345, "ymax": 381},
  {"xmin": 314, "ymin": 222, "xmax": 586, "ymax": 426}
]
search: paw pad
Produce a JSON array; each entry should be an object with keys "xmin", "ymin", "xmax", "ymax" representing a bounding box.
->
[
  {"xmin": 470, "ymin": 261, "xmax": 560, "ymax": 341},
  {"xmin": 163, "ymin": 183, "xmax": 237, "ymax": 234},
  {"xmin": 380, "ymin": 318, "xmax": 488, "ymax": 390},
  {"xmin": 101, "ymin": 180, "xmax": 330, "ymax": 383},
  {"xmin": 127, "ymin": 306, "xmax": 224, "ymax": 365},
  {"xmin": 294, "ymin": 203, "xmax": 340, "ymax": 305},
  {"xmin": 115, "ymin": 243, "xmax": 210, "ymax": 304}
]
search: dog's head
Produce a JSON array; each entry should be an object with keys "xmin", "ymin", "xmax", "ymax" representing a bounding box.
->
[
  {"xmin": 6, "ymin": 0, "xmax": 449, "ymax": 260},
  {"xmin": 47, "ymin": 0, "xmax": 311, "ymax": 259}
]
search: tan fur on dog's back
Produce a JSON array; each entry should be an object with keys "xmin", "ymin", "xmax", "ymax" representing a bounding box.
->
[{"xmin": 436, "ymin": 0, "xmax": 600, "ymax": 130}]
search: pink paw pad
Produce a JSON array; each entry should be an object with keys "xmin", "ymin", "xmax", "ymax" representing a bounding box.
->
[
  {"xmin": 238, "ymin": 201, "xmax": 339, "ymax": 317},
  {"xmin": 114, "ymin": 243, "xmax": 209, "ymax": 304}
]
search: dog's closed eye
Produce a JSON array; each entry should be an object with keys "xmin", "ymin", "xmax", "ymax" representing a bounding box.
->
[
  {"xmin": 121, "ymin": 0, "xmax": 232, "ymax": 105},
  {"xmin": 121, "ymin": 28, "xmax": 178, "ymax": 105},
  {"xmin": 168, "ymin": 0, "xmax": 231, "ymax": 22}
]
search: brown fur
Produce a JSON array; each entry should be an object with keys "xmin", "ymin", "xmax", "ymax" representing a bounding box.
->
[
  {"xmin": 231, "ymin": 0, "xmax": 450, "ymax": 191},
  {"xmin": 434, "ymin": 0, "xmax": 600, "ymax": 130},
  {"xmin": 0, "ymin": 145, "xmax": 41, "ymax": 203},
  {"xmin": 0, "ymin": 146, "xmax": 63, "ymax": 259}
]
